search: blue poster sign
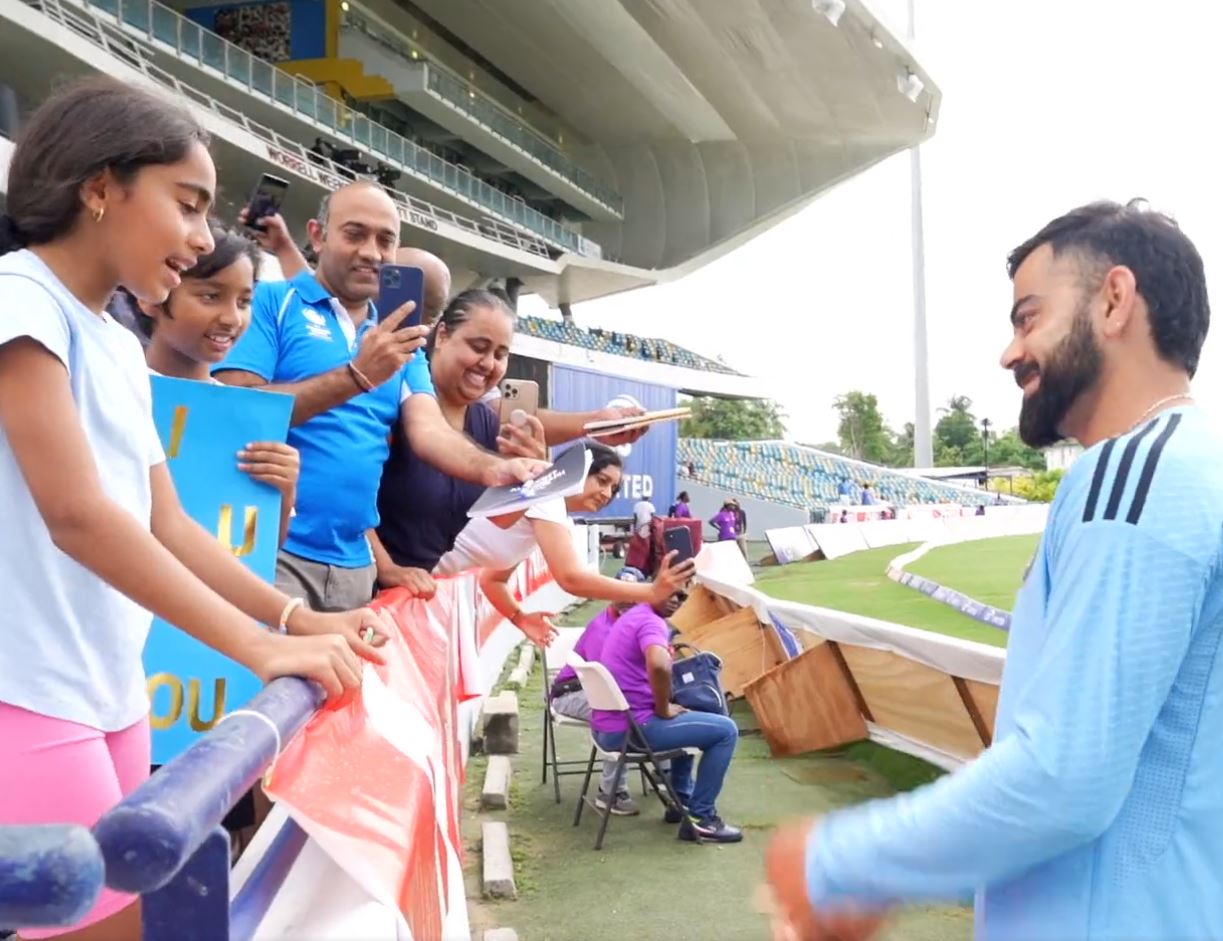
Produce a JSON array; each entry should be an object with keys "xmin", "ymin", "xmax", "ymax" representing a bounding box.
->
[
  {"xmin": 144, "ymin": 377, "xmax": 293, "ymax": 763},
  {"xmin": 548, "ymin": 366, "xmax": 678, "ymax": 520}
]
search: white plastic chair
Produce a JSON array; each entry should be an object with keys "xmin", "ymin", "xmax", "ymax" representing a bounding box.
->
[
  {"xmin": 539, "ymin": 629, "xmax": 591, "ymax": 803},
  {"xmin": 567, "ymin": 652, "xmax": 690, "ymax": 850}
]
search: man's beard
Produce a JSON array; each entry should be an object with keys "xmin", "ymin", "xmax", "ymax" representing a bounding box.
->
[{"xmin": 1017, "ymin": 304, "xmax": 1102, "ymax": 448}]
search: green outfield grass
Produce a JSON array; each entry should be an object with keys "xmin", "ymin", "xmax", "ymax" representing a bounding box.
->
[{"xmin": 752, "ymin": 534, "xmax": 1040, "ymax": 648}]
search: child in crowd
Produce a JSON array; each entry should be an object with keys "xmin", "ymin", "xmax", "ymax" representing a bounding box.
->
[
  {"xmin": 138, "ymin": 222, "xmax": 299, "ymax": 545},
  {"xmin": 0, "ymin": 76, "xmax": 385, "ymax": 940}
]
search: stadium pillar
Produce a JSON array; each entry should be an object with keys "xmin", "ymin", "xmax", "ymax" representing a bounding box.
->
[
  {"xmin": 559, "ymin": 302, "xmax": 574, "ymax": 325},
  {"xmin": 908, "ymin": 0, "xmax": 934, "ymax": 469},
  {"xmin": 504, "ymin": 276, "xmax": 522, "ymax": 311}
]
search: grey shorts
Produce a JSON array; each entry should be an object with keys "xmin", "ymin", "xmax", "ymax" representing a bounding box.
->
[{"xmin": 275, "ymin": 550, "xmax": 376, "ymax": 612}]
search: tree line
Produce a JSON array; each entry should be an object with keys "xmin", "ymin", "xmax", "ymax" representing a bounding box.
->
[{"xmin": 679, "ymin": 392, "xmax": 1047, "ymax": 472}]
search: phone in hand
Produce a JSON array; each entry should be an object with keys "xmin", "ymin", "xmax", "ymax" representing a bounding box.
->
[
  {"xmin": 498, "ymin": 379, "xmax": 540, "ymax": 424},
  {"xmin": 377, "ymin": 265, "xmax": 425, "ymax": 329},
  {"xmin": 242, "ymin": 173, "xmax": 289, "ymax": 232},
  {"xmin": 663, "ymin": 525, "xmax": 695, "ymax": 566}
]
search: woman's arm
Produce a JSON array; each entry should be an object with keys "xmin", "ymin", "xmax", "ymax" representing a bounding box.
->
[
  {"xmin": 531, "ymin": 519, "xmax": 693, "ymax": 603},
  {"xmin": 477, "ymin": 565, "xmax": 557, "ymax": 646}
]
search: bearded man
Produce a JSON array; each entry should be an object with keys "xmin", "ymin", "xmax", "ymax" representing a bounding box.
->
[{"xmin": 765, "ymin": 199, "xmax": 1222, "ymax": 941}]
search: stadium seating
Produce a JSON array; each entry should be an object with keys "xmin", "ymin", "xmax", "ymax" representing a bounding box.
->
[
  {"xmin": 678, "ymin": 439, "xmax": 995, "ymax": 511},
  {"xmin": 54, "ymin": 0, "xmax": 597, "ymax": 256},
  {"xmin": 517, "ymin": 316, "xmax": 739, "ymax": 375}
]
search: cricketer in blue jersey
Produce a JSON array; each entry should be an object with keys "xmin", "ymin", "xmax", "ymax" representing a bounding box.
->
[{"xmin": 766, "ymin": 199, "xmax": 1217, "ymax": 941}]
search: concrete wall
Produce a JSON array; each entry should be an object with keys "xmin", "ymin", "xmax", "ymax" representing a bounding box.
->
[{"xmin": 675, "ymin": 480, "xmax": 808, "ymax": 540}]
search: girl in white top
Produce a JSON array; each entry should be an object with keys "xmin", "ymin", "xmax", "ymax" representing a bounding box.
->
[
  {"xmin": 0, "ymin": 77, "xmax": 385, "ymax": 940},
  {"xmin": 139, "ymin": 222, "xmax": 300, "ymax": 545},
  {"xmin": 435, "ymin": 443, "xmax": 694, "ymax": 645}
]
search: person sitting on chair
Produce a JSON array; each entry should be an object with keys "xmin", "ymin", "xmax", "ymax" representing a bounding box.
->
[
  {"xmin": 592, "ymin": 590, "xmax": 743, "ymax": 844},
  {"xmin": 549, "ymin": 566, "xmax": 647, "ymax": 816}
]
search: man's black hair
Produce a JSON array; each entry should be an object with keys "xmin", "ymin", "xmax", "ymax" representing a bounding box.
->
[{"xmin": 1007, "ymin": 199, "xmax": 1209, "ymax": 377}]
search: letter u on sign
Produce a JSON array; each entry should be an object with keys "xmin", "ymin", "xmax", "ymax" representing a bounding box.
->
[{"xmin": 217, "ymin": 505, "xmax": 258, "ymax": 557}]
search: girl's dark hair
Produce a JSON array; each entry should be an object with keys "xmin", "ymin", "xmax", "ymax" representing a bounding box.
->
[
  {"xmin": 426, "ymin": 288, "xmax": 515, "ymax": 356},
  {"xmin": 0, "ymin": 76, "xmax": 209, "ymax": 256},
  {"xmin": 678, "ymin": 491, "xmax": 690, "ymax": 501},
  {"xmin": 131, "ymin": 223, "xmax": 260, "ymax": 336}
]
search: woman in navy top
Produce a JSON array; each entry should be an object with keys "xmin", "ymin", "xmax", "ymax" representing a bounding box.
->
[{"xmin": 372, "ymin": 289, "xmax": 525, "ymax": 595}]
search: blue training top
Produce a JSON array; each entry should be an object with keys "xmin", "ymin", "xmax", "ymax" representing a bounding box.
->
[{"xmin": 806, "ymin": 406, "xmax": 1223, "ymax": 941}]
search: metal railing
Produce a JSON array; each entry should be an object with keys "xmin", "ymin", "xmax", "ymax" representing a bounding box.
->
[
  {"xmin": 340, "ymin": 6, "xmax": 622, "ymax": 217},
  {"xmin": 22, "ymin": 0, "xmax": 554, "ymax": 260},
  {"xmin": 51, "ymin": 0, "xmax": 596, "ymax": 255},
  {"xmin": 0, "ymin": 678, "xmax": 317, "ymax": 938},
  {"xmin": 0, "ymin": 825, "xmax": 104, "ymax": 932}
]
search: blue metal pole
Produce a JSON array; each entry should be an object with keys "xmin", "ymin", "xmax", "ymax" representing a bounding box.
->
[
  {"xmin": 141, "ymin": 826, "xmax": 231, "ymax": 941},
  {"xmin": 228, "ymin": 818, "xmax": 309, "ymax": 941},
  {"xmin": 94, "ymin": 676, "xmax": 322, "ymax": 894},
  {"xmin": 0, "ymin": 824, "xmax": 105, "ymax": 931}
]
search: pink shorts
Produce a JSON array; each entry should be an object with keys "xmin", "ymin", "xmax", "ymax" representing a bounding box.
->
[{"xmin": 0, "ymin": 702, "xmax": 150, "ymax": 938}]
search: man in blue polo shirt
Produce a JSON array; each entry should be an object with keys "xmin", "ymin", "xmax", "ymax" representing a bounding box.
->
[{"xmin": 216, "ymin": 181, "xmax": 543, "ymax": 611}]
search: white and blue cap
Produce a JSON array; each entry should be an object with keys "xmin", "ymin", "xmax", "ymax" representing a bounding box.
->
[{"xmin": 616, "ymin": 566, "xmax": 646, "ymax": 583}]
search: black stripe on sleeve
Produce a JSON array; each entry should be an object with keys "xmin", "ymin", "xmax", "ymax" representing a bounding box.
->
[
  {"xmin": 1126, "ymin": 413, "xmax": 1183, "ymax": 525},
  {"xmin": 1102, "ymin": 419, "xmax": 1160, "ymax": 521},
  {"xmin": 1082, "ymin": 438, "xmax": 1118, "ymax": 522}
]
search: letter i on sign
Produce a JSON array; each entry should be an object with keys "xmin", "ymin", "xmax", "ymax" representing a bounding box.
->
[{"xmin": 166, "ymin": 406, "xmax": 188, "ymax": 459}]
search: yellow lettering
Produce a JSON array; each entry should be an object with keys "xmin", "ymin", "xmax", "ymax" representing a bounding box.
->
[
  {"xmin": 166, "ymin": 406, "xmax": 188, "ymax": 459},
  {"xmin": 187, "ymin": 678, "xmax": 227, "ymax": 732},
  {"xmin": 147, "ymin": 673, "xmax": 183, "ymax": 730},
  {"xmin": 216, "ymin": 505, "xmax": 258, "ymax": 557}
]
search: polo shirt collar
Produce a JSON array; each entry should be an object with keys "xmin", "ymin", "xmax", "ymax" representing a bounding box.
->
[
  {"xmin": 290, "ymin": 271, "xmax": 379, "ymax": 323},
  {"xmin": 290, "ymin": 270, "xmax": 333, "ymax": 306}
]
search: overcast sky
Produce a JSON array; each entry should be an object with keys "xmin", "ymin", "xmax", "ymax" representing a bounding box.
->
[{"xmin": 522, "ymin": 0, "xmax": 1223, "ymax": 445}]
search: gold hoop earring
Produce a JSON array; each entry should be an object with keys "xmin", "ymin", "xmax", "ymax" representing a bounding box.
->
[{"xmin": 92, "ymin": 206, "xmax": 105, "ymax": 224}]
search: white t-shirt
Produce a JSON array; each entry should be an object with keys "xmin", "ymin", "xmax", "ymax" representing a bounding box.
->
[
  {"xmin": 633, "ymin": 499, "xmax": 656, "ymax": 537},
  {"xmin": 0, "ymin": 250, "xmax": 165, "ymax": 731},
  {"xmin": 433, "ymin": 497, "xmax": 572, "ymax": 576}
]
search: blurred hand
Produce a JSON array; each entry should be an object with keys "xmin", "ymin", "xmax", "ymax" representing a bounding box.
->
[
  {"xmin": 652, "ymin": 550, "xmax": 696, "ymax": 603},
  {"xmin": 287, "ymin": 606, "xmax": 390, "ymax": 666},
  {"xmin": 377, "ymin": 563, "xmax": 437, "ymax": 599},
  {"xmin": 352, "ymin": 307, "xmax": 428, "ymax": 387},
  {"xmin": 238, "ymin": 209, "xmax": 295, "ymax": 255},
  {"xmin": 589, "ymin": 404, "xmax": 648, "ymax": 446},
  {"xmin": 660, "ymin": 702, "xmax": 687, "ymax": 720},
  {"xmin": 482, "ymin": 457, "xmax": 549, "ymax": 488},
  {"xmin": 512, "ymin": 610, "xmax": 557, "ymax": 647},
  {"xmin": 764, "ymin": 818, "xmax": 888, "ymax": 941},
  {"xmin": 238, "ymin": 441, "xmax": 299, "ymax": 504},
  {"xmin": 497, "ymin": 413, "xmax": 547, "ymax": 461}
]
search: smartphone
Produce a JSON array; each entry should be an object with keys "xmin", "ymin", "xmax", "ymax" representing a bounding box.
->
[
  {"xmin": 377, "ymin": 264, "xmax": 424, "ymax": 328},
  {"xmin": 663, "ymin": 526, "xmax": 695, "ymax": 566},
  {"xmin": 242, "ymin": 173, "xmax": 289, "ymax": 232},
  {"xmin": 498, "ymin": 379, "xmax": 539, "ymax": 424}
]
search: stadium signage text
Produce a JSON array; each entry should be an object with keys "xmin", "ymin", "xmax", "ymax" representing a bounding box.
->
[
  {"xmin": 404, "ymin": 207, "xmax": 440, "ymax": 233},
  {"xmin": 620, "ymin": 473, "xmax": 653, "ymax": 500}
]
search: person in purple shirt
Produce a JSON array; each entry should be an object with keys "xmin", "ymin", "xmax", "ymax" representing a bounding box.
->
[
  {"xmin": 669, "ymin": 491, "xmax": 692, "ymax": 518},
  {"xmin": 549, "ymin": 566, "xmax": 647, "ymax": 815},
  {"xmin": 592, "ymin": 590, "xmax": 742, "ymax": 844},
  {"xmin": 709, "ymin": 501, "xmax": 738, "ymax": 541}
]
